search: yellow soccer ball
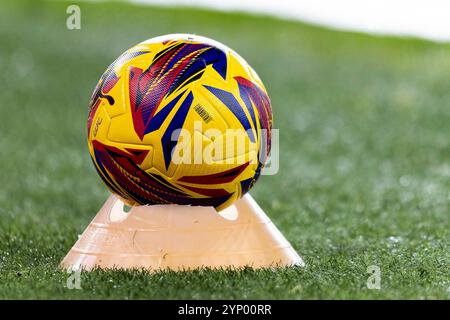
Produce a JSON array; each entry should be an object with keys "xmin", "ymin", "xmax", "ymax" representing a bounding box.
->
[{"xmin": 87, "ymin": 34, "xmax": 272, "ymax": 210}]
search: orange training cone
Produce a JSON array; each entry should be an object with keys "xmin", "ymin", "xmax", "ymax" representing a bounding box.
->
[{"xmin": 61, "ymin": 194, "xmax": 304, "ymax": 271}]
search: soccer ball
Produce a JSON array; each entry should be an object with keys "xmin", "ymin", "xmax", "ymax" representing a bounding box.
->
[{"xmin": 87, "ymin": 34, "xmax": 272, "ymax": 210}]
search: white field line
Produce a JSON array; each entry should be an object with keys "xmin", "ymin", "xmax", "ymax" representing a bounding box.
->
[{"xmin": 129, "ymin": 0, "xmax": 450, "ymax": 42}]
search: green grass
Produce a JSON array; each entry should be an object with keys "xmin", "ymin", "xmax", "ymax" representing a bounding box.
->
[{"xmin": 0, "ymin": 0, "xmax": 449, "ymax": 299}]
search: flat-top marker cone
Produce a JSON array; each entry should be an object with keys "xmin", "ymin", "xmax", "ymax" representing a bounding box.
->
[{"xmin": 61, "ymin": 194, "xmax": 304, "ymax": 271}]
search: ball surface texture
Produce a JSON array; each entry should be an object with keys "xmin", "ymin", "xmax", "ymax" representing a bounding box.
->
[{"xmin": 88, "ymin": 34, "xmax": 272, "ymax": 210}]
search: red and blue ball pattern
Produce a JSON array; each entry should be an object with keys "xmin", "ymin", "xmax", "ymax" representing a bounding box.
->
[{"xmin": 88, "ymin": 35, "xmax": 272, "ymax": 210}]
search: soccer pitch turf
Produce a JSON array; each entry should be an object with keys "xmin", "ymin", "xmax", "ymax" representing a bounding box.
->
[{"xmin": 0, "ymin": 1, "xmax": 449, "ymax": 299}]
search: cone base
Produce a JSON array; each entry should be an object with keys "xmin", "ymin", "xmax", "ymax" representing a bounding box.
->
[{"xmin": 61, "ymin": 194, "xmax": 304, "ymax": 271}]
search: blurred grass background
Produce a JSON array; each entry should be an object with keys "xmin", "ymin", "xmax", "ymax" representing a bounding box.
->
[{"xmin": 0, "ymin": 0, "xmax": 448, "ymax": 299}]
